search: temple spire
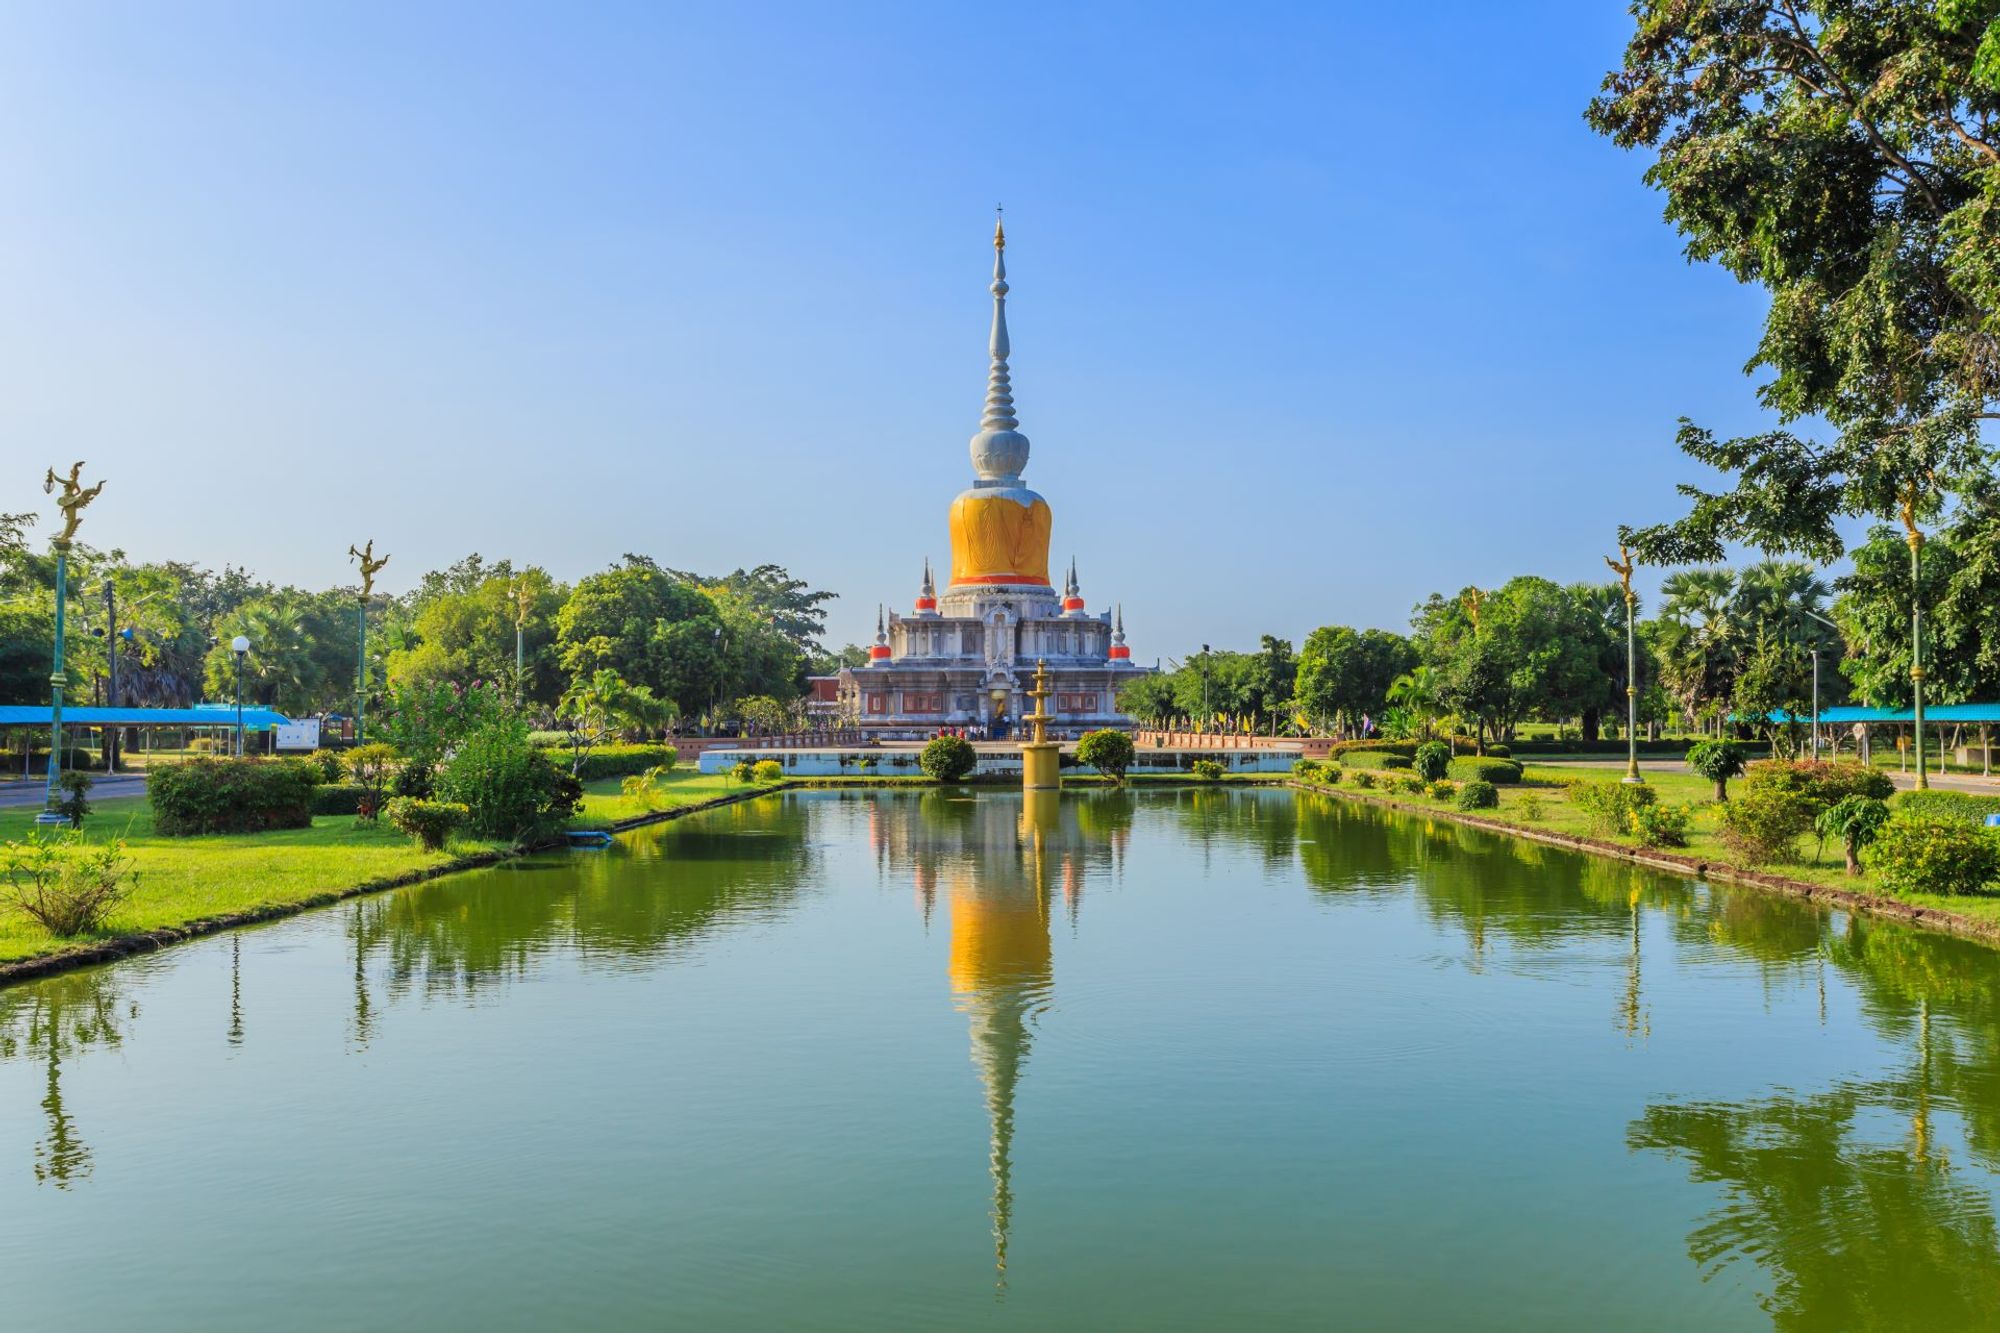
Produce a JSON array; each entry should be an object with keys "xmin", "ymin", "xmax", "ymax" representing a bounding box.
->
[{"xmin": 968, "ymin": 212, "xmax": 1031, "ymax": 483}]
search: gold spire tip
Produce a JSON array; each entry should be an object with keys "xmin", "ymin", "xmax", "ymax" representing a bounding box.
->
[{"xmin": 994, "ymin": 207, "xmax": 1005, "ymax": 250}]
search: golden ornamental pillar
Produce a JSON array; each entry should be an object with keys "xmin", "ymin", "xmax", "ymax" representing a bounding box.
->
[{"xmin": 1021, "ymin": 658, "xmax": 1060, "ymax": 791}]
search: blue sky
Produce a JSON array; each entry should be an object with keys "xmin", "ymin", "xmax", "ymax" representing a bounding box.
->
[{"xmin": 0, "ymin": 2, "xmax": 1803, "ymax": 656}]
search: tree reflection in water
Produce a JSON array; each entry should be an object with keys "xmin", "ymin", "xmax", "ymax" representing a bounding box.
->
[{"xmin": 0, "ymin": 967, "xmax": 134, "ymax": 1188}]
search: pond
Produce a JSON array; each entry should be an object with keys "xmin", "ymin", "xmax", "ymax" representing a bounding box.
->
[{"xmin": 4, "ymin": 788, "xmax": 2000, "ymax": 1330}]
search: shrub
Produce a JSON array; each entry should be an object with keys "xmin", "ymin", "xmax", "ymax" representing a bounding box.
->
[
  {"xmin": 56, "ymin": 770, "xmax": 92, "ymax": 829},
  {"xmin": 0, "ymin": 830, "xmax": 135, "ymax": 936},
  {"xmin": 920, "ymin": 735, "xmax": 978, "ymax": 782},
  {"xmin": 385, "ymin": 797, "xmax": 469, "ymax": 851},
  {"xmin": 1077, "ymin": 730, "xmax": 1136, "ymax": 783},
  {"xmin": 149, "ymin": 757, "xmax": 318, "ymax": 835},
  {"xmin": 1568, "ymin": 780, "xmax": 1657, "ymax": 837},
  {"xmin": 1390, "ymin": 774, "xmax": 1427, "ymax": 795},
  {"xmin": 1326, "ymin": 739, "xmax": 1418, "ymax": 759},
  {"xmin": 1740, "ymin": 759, "xmax": 1893, "ymax": 812},
  {"xmin": 434, "ymin": 719, "xmax": 581, "ymax": 842},
  {"xmin": 344, "ymin": 743, "xmax": 399, "ymax": 821},
  {"xmin": 731, "ymin": 759, "xmax": 757, "ymax": 784},
  {"xmin": 1816, "ymin": 796, "xmax": 1891, "ymax": 875},
  {"xmin": 1413, "ymin": 741, "xmax": 1452, "ymax": 783},
  {"xmin": 1685, "ymin": 739, "xmax": 1748, "ymax": 801},
  {"xmin": 1191, "ymin": 759, "xmax": 1226, "ymax": 782},
  {"xmin": 1894, "ymin": 789, "xmax": 2000, "ymax": 824},
  {"xmin": 392, "ymin": 760, "xmax": 436, "ymax": 800},
  {"xmin": 1718, "ymin": 785, "xmax": 1817, "ymax": 864},
  {"xmin": 1515, "ymin": 791, "xmax": 1545, "ymax": 821},
  {"xmin": 1630, "ymin": 802, "xmax": 1694, "ymax": 849},
  {"xmin": 1484, "ymin": 744, "xmax": 1511, "ymax": 759},
  {"xmin": 1447, "ymin": 757, "xmax": 1522, "ymax": 785},
  {"xmin": 752, "ymin": 759, "xmax": 784, "ymax": 783},
  {"xmin": 311, "ymin": 783, "xmax": 369, "ymax": 816},
  {"xmin": 1352, "ymin": 770, "xmax": 1376, "ymax": 789},
  {"xmin": 1871, "ymin": 815, "xmax": 2000, "ymax": 897},
  {"xmin": 1457, "ymin": 779, "xmax": 1499, "ymax": 810},
  {"xmin": 1292, "ymin": 758, "xmax": 1323, "ymax": 781},
  {"xmin": 1343, "ymin": 750, "xmax": 1413, "ymax": 770},
  {"xmin": 310, "ymin": 750, "xmax": 345, "ymax": 783},
  {"xmin": 1428, "ymin": 779, "xmax": 1458, "ymax": 801},
  {"xmin": 1319, "ymin": 764, "xmax": 1344, "ymax": 785},
  {"xmin": 544, "ymin": 743, "xmax": 680, "ymax": 783},
  {"xmin": 619, "ymin": 765, "xmax": 675, "ymax": 810}
]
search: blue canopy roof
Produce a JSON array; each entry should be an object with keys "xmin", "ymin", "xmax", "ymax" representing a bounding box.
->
[
  {"xmin": 1764, "ymin": 704, "xmax": 2000, "ymax": 724},
  {"xmin": 0, "ymin": 705, "xmax": 293, "ymax": 732}
]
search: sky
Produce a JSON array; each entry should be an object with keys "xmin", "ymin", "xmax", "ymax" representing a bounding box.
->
[{"xmin": 0, "ymin": 2, "xmax": 1815, "ymax": 657}]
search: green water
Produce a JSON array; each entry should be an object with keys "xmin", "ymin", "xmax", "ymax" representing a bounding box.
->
[{"xmin": 5, "ymin": 789, "xmax": 2000, "ymax": 1330}]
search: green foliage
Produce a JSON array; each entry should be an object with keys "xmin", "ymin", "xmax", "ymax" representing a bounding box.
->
[
  {"xmin": 1630, "ymin": 802, "xmax": 1694, "ymax": 849},
  {"xmin": 1685, "ymin": 740, "xmax": 1748, "ymax": 799},
  {"xmin": 310, "ymin": 783, "xmax": 369, "ymax": 816},
  {"xmin": 730, "ymin": 759, "xmax": 756, "ymax": 784},
  {"xmin": 1871, "ymin": 815, "xmax": 2000, "ymax": 897},
  {"xmin": 55, "ymin": 770, "xmax": 92, "ymax": 829},
  {"xmin": 752, "ymin": 759, "xmax": 784, "ymax": 783},
  {"xmin": 619, "ymin": 765, "xmax": 677, "ymax": 810},
  {"xmin": 1352, "ymin": 770, "xmax": 1376, "ymax": 789},
  {"xmin": 1515, "ymin": 792, "xmax": 1545, "ymax": 821},
  {"xmin": 1388, "ymin": 774, "xmax": 1427, "ymax": 796},
  {"xmin": 1294, "ymin": 626, "xmax": 1417, "ymax": 732},
  {"xmin": 384, "ymin": 797, "xmax": 469, "ymax": 851},
  {"xmin": 0, "ymin": 830, "xmax": 135, "ymax": 936},
  {"xmin": 1569, "ymin": 780, "xmax": 1658, "ymax": 838},
  {"xmin": 1816, "ymin": 796, "xmax": 1892, "ymax": 874},
  {"xmin": 1076, "ymin": 729, "xmax": 1136, "ymax": 783},
  {"xmin": 1343, "ymin": 750, "xmax": 1412, "ymax": 771},
  {"xmin": 1291, "ymin": 758, "xmax": 1323, "ymax": 781},
  {"xmin": 384, "ymin": 564, "xmax": 565, "ymax": 707},
  {"xmin": 555, "ymin": 559, "xmax": 728, "ymax": 715},
  {"xmin": 1447, "ymin": 756, "xmax": 1521, "ymax": 785},
  {"xmin": 343, "ymin": 743, "xmax": 399, "ymax": 821},
  {"xmin": 1895, "ymin": 789, "xmax": 2000, "ymax": 824},
  {"xmin": 1719, "ymin": 786, "xmax": 1819, "ymax": 865},
  {"xmin": 1427, "ymin": 779, "xmax": 1458, "ymax": 802},
  {"xmin": 1412, "ymin": 741, "xmax": 1452, "ymax": 783},
  {"xmin": 1412, "ymin": 577, "xmax": 1625, "ymax": 744},
  {"xmin": 149, "ymin": 757, "xmax": 318, "ymax": 835},
  {"xmin": 920, "ymin": 734, "xmax": 978, "ymax": 783},
  {"xmin": 1483, "ymin": 744, "xmax": 1510, "ymax": 759},
  {"xmin": 1456, "ymin": 780, "xmax": 1499, "ymax": 810},
  {"xmin": 378, "ymin": 679, "xmax": 512, "ymax": 770},
  {"xmin": 392, "ymin": 760, "xmax": 435, "ymax": 800},
  {"xmin": 1741, "ymin": 759, "xmax": 1895, "ymax": 813},
  {"xmin": 309, "ymin": 750, "xmax": 345, "ymax": 783},
  {"xmin": 1190, "ymin": 759, "xmax": 1225, "ymax": 782},
  {"xmin": 542, "ymin": 743, "xmax": 680, "ymax": 784},
  {"xmin": 1592, "ymin": 1, "xmax": 1997, "ymax": 570},
  {"xmin": 434, "ymin": 718, "xmax": 581, "ymax": 842}
]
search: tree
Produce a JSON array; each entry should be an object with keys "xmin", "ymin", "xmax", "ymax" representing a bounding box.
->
[
  {"xmin": 386, "ymin": 568, "xmax": 566, "ymax": 707},
  {"xmin": 1116, "ymin": 674, "xmax": 1178, "ymax": 727},
  {"xmin": 1294, "ymin": 626, "xmax": 1416, "ymax": 735},
  {"xmin": 919, "ymin": 734, "xmax": 976, "ymax": 783},
  {"xmin": 555, "ymin": 559, "xmax": 726, "ymax": 716},
  {"xmin": 1686, "ymin": 739, "xmax": 1748, "ymax": 802},
  {"xmin": 1591, "ymin": 3, "xmax": 2000, "ymax": 781},
  {"xmin": 1386, "ymin": 665, "xmax": 1447, "ymax": 741},
  {"xmin": 1076, "ymin": 729, "xmax": 1135, "ymax": 784},
  {"xmin": 1817, "ymin": 796, "xmax": 1891, "ymax": 876}
]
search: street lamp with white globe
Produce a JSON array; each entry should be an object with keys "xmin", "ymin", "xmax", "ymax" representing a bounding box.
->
[{"xmin": 232, "ymin": 635, "xmax": 251, "ymax": 757}]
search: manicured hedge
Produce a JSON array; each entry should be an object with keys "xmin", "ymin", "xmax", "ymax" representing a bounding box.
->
[
  {"xmin": 150, "ymin": 757, "xmax": 318, "ymax": 835},
  {"xmin": 311, "ymin": 783, "xmax": 370, "ymax": 816},
  {"xmin": 1448, "ymin": 757, "xmax": 1522, "ymax": 785},
  {"xmin": 534, "ymin": 743, "xmax": 679, "ymax": 782},
  {"xmin": 1505, "ymin": 739, "xmax": 1698, "ymax": 756},
  {"xmin": 1342, "ymin": 750, "xmax": 1412, "ymax": 770},
  {"xmin": 1325, "ymin": 739, "xmax": 1418, "ymax": 759},
  {"xmin": 1895, "ymin": 789, "xmax": 2000, "ymax": 824}
]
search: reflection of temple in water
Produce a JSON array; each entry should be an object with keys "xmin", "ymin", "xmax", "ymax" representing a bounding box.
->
[{"xmin": 871, "ymin": 790, "xmax": 1128, "ymax": 1287}]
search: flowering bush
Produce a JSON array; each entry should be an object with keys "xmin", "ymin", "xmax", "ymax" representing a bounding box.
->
[
  {"xmin": 0, "ymin": 830, "xmax": 135, "ymax": 935},
  {"xmin": 378, "ymin": 680, "xmax": 512, "ymax": 769},
  {"xmin": 1629, "ymin": 801, "xmax": 1693, "ymax": 849},
  {"xmin": 434, "ymin": 718, "xmax": 581, "ymax": 842},
  {"xmin": 1870, "ymin": 815, "xmax": 2000, "ymax": 897},
  {"xmin": 752, "ymin": 759, "xmax": 784, "ymax": 783},
  {"xmin": 1569, "ymin": 780, "xmax": 1657, "ymax": 838},
  {"xmin": 1190, "ymin": 759, "xmax": 1226, "ymax": 782},
  {"xmin": 1428, "ymin": 779, "xmax": 1458, "ymax": 802}
]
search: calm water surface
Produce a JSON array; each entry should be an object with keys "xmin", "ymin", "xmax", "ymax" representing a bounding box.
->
[{"xmin": 4, "ymin": 789, "xmax": 2000, "ymax": 1330}]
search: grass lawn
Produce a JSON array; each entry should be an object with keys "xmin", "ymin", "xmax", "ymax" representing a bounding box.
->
[
  {"xmin": 573, "ymin": 769, "xmax": 749, "ymax": 824},
  {"xmin": 1303, "ymin": 761, "xmax": 2000, "ymax": 936},
  {"xmin": 0, "ymin": 796, "xmax": 511, "ymax": 965}
]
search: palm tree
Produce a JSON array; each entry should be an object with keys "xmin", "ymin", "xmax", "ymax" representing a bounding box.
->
[{"xmin": 1387, "ymin": 666, "xmax": 1445, "ymax": 741}]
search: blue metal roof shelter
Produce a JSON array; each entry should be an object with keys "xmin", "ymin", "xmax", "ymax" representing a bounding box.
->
[
  {"xmin": 0, "ymin": 705, "xmax": 293, "ymax": 732},
  {"xmin": 1766, "ymin": 704, "xmax": 2000, "ymax": 725}
]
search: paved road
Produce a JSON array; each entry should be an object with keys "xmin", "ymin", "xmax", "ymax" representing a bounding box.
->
[{"xmin": 0, "ymin": 772, "xmax": 149, "ymax": 810}]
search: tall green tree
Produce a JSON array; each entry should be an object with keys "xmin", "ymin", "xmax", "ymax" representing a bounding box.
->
[
  {"xmin": 1294, "ymin": 626, "xmax": 1416, "ymax": 735},
  {"xmin": 555, "ymin": 559, "xmax": 725, "ymax": 717}
]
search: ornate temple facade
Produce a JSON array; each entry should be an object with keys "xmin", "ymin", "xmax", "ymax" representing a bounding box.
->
[{"xmin": 837, "ymin": 221, "xmax": 1148, "ymax": 737}]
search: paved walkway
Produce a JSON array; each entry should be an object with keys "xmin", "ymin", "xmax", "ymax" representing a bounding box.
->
[{"xmin": 0, "ymin": 772, "xmax": 149, "ymax": 810}]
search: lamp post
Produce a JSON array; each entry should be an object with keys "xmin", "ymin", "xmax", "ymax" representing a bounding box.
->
[
  {"xmin": 1200, "ymin": 644, "xmax": 1211, "ymax": 727},
  {"xmin": 1899, "ymin": 497, "xmax": 1929, "ymax": 789},
  {"xmin": 232, "ymin": 635, "xmax": 250, "ymax": 757},
  {"xmin": 347, "ymin": 541, "xmax": 389, "ymax": 745},
  {"xmin": 1797, "ymin": 607, "xmax": 1843, "ymax": 762},
  {"xmin": 1606, "ymin": 544, "xmax": 1642, "ymax": 785},
  {"xmin": 38, "ymin": 463, "xmax": 104, "ymax": 825}
]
